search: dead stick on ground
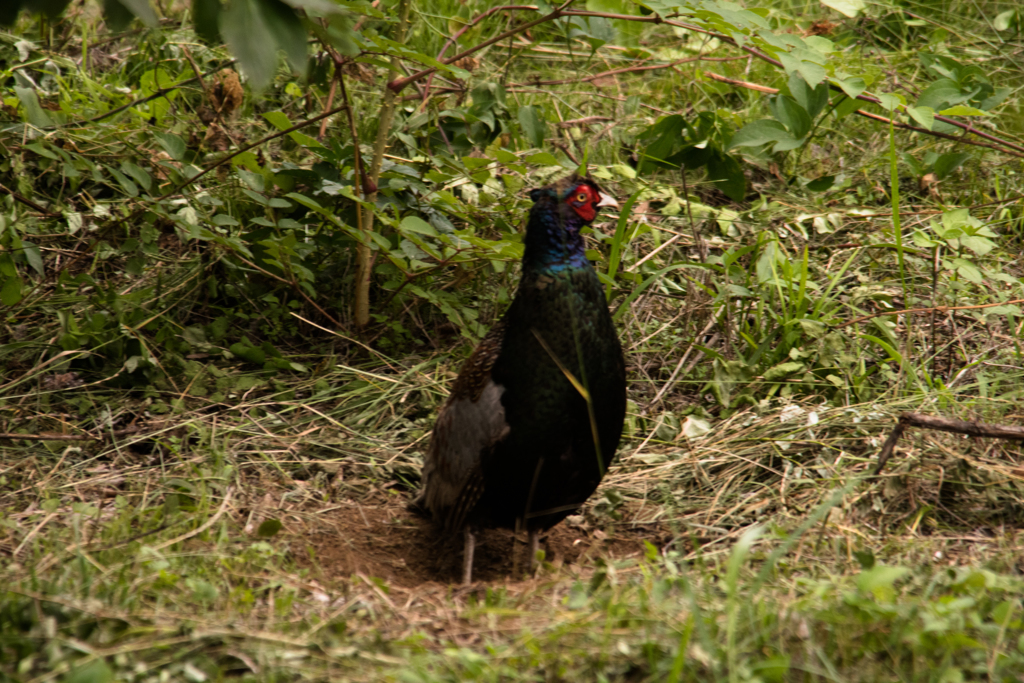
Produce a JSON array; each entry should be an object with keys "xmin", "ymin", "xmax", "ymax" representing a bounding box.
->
[
  {"xmin": 874, "ymin": 412, "xmax": 1024, "ymax": 476},
  {"xmin": 0, "ymin": 428, "xmax": 146, "ymax": 441}
]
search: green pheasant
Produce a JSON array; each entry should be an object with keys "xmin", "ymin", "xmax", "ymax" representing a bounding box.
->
[{"xmin": 413, "ymin": 174, "xmax": 627, "ymax": 583}]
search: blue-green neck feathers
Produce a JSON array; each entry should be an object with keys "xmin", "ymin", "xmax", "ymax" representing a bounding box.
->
[{"xmin": 522, "ymin": 184, "xmax": 591, "ymax": 273}]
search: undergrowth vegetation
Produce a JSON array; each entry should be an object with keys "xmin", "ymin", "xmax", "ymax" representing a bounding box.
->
[{"xmin": 3, "ymin": 0, "xmax": 1024, "ymax": 679}]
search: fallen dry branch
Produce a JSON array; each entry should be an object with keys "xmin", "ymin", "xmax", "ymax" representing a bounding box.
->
[
  {"xmin": 837, "ymin": 298, "xmax": 1024, "ymax": 329},
  {"xmin": 874, "ymin": 412, "xmax": 1024, "ymax": 476},
  {"xmin": 0, "ymin": 426, "xmax": 147, "ymax": 441}
]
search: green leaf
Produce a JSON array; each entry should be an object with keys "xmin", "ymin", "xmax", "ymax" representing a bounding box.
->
[
  {"xmin": 518, "ymin": 105, "xmax": 547, "ymax": 148},
  {"xmin": 0, "ymin": 275, "xmax": 23, "ymax": 306},
  {"xmin": 905, "ymin": 106, "xmax": 934, "ymax": 130},
  {"xmin": 916, "ymin": 80, "xmax": 966, "ymax": 111},
  {"xmin": 154, "ymin": 131, "xmax": 186, "ymax": 160},
  {"xmin": 257, "ymin": 518, "xmax": 283, "ymax": 537},
  {"xmin": 857, "ymin": 565, "xmax": 909, "ymax": 597},
  {"xmin": 994, "ymin": 9, "xmax": 1020, "ymax": 31},
  {"xmin": 13, "ymin": 86, "xmax": 54, "ymax": 128},
  {"xmin": 770, "ymin": 95, "xmax": 811, "ymax": 138},
  {"xmin": 260, "ymin": 0, "xmax": 308, "ymax": 74},
  {"xmin": 707, "ymin": 153, "xmax": 745, "ymax": 201},
  {"xmin": 221, "ymin": 0, "xmax": 278, "ymax": 90},
  {"xmin": 958, "ymin": 236, "xmax": 994, "ymax": 257},
  {"xmin": 939, "ymin": 104, "xmax": 989, "ymax": 116},
  {"xmin": 121, "ymin": 161, "xmax": 152, "ymax": 192},
  {"xmin": 399, "ymin": 216, "xmax": 437, "ymax": 236},
  {"xmin": 112, "ymin": 0, "xmax": 157, "ymax": 25},
  {"xmin": 788, "ymin": 73, "xmax": 829, "ymax": 119},
  {"xmin": 932, "ymin": 152, "xmax": 970, "ymax": 180},
  {"xmin": 805, "ymin": 175, "xmax": 835, "ymax": 192},
  {"xmin": 819, "ymin": 0, "xmax": 864, "ymax": 17},
  {"xmin": 192, "ymin": 0, "xmax": 222, "ymax": 43},
  {"xmin": 763, "ymin": 361, "xmax": 804, "ymax": 381},
  {"xmin": 876, "ymin": 93, "xmax": 904, "ymax": 112},
  {"xmin": 230, "ymin": 341, "xmax": 267, "ymax": 364},
  {"xmin": 65, "ymin": 659, "xmax": 114, "ymax": 683},
  {"xmin": 835, "ymin": 77, "xmax": 866, "ymax": 100},
  {"xmin": 751, "ymin": 655, "xmax": 791, "ymax": 683},
  {"xmin": 103, "ymin": 0, "xmax": 136, "ymax": 30},
  {"xmin": 952, "ymin": 258, "xmax": 983, "ymax": 283},
  {"xmin": 729, "ymin": 119, "xmax": 790, "ymax": 149},
  {"xmin": 525, "ymin": 152, "xmax": 560, "ymax": 165},
  {"xmin": 22, "ymin": 241, "xmax": 43, "ymax": 276}
]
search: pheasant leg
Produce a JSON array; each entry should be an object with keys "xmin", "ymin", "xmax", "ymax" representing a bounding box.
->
[
  {"xmin": 462, "ymin": 527, "xmax": 476, "ymax": 585},
  {"xmin": 528, "ymin": 530, "xmax": 540, "ymax": 572}
]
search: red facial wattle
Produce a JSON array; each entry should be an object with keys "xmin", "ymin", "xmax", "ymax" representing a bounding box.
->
[
  {"xmin": 567, "ymin": 185, "xmax": 599, "ymax": 221},
  {"xmin": 566, "ymin": 184, "xmax": 619, "ymax": 222}
]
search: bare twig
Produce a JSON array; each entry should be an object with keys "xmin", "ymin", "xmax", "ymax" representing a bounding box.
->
[
  {"xmin": 837, "ymin": 298, "xmax": 1024, "ymax": 329},
  {"xmin": 389, "ymin": 0, "xmax": 575, "ymax": 93},
  {"xmin": 0, "ymin": 181, "xmax": 59, "ymax": 216},
  {"xmin": 874, "ymin": 413, "xmax": 1024, "ymax": 476}
]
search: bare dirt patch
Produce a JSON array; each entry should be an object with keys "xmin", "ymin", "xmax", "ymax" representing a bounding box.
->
[{"xmin": 288, "ymin": 496, "xmax": 666, "ymax": 588}]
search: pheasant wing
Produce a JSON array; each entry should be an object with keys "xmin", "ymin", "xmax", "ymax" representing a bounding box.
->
[{"xmin": 417, "ymin": 319, "xmax": 510, "ymax": 531}]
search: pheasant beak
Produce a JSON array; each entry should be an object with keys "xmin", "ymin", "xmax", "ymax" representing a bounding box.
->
[{"xmin": 596, "ymin": 192, "xmax": 619, "ymax": 209}]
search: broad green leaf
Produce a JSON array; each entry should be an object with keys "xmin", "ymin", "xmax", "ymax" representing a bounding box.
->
[
  {"xmin": 22, "ymin": 241, "xmax": 43, "ymax": 276},
  {"xmin": 0, "ymin": 275, "xmax": 23, "ymax": 306},
  {"xmin": 400, "ymin": 216, "xmax": 437, "ymax": 236},
  {"xmin": 959, "ymin": 235, "xmax": 995, "ymax": 257},
  {"xmin": 192, "ymin": 0, "xmax": 221, "ymax": 43},
  {"xmin": 916, "ymin": 80, "xmax": 967, "ymax": 110},
  {"xmin": 806, "ymin": 175, "xmax": 835, "ymax": 192},
  {"xmin": 770, "ymin": 95, "xmax": 811, "ymax": 138},
  {"xmin": 932, "ymin": 152, "xmax": 970, "ymax": 180},
  {"xmin": 525, "ymin": 152, "xmax": 560, "ymax": 165},
  {"xmin": 771, "ymin": 134, "xmax": 804, "ymax": 152},
  {"xmin": 257, "ymin": 518, "xmax": 283, "ymax": 537},
  {"xmin": 121, "ymin": 161, "xmax": 152, "ymax": 192},
  {"xmin": 154, "ymin": 131, "xmax": 186, "ymax": 160},
  {"xmin": 728, "ymin": 119, "xmax": 790, "ymax": 149},
  {"xmin": 938, "ymin": 104, "xmax": 989, "ymax": 116},
  {"xmin": 108, "ymin": 167, "xmax": 139, "ymax": 197},
  {"xmin": 103, "ymin": 0, "xmax": 136, "ymax": 31},
  {"xmin": 835, "ymin": 77, "xmax": 866, "ymax": 100},
  {"xmin": 857, "ymin": 565, "xmax": 909, "ymax": 597},
  {"xmin": 788, "ymin": 72, "xmax": 829, "ymax": 119},
  {"xmin": 518, "ymin": 105, "xmax": 547, "ymax": 148},
  {"xmin": 13, "ymin": 86, "xmax": 54, "ymax": 128},
  {"xmin": 707, "ymin": 153, "xmax": 745, "ymax": 201},
  {"xmin": 994, "ymin": 9, "xmax": 1020, "ymax": 31},
  {"xmin": 65, "ymin": 659, "xmax": 114, "ymax": 683},
  {"xmin": 820, "ymin": 0, "xmax": 864, "ymax": 17},
  {"xmin": 764, "ymin": 361, "xmax": 804, "ymax": 381},
  {"xmin": 113, "ymin": 0, "xmax": 157, "ymax": 25},
  {"xmin": 261, "ymin": 0, "xmax": 308, "ymax": 74},
  {"xmin": 905, "ymin": 106, "xmax": 934, "ymax": 130},
  {"xmin": 876, "ymin": 93, "xmax": 904, "ymax": 111},
  {"xmin": 952, "ymin": 258, "xmax": 982, "ymax": 283},
  {"xmin": 222, "ymin": 0, "xmax": 278, "ymax": 90}
]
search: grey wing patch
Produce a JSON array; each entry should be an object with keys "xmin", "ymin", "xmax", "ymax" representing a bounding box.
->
[{"xmin": 419, "ymin": 380, "xmax": 509, "ymax": 532}]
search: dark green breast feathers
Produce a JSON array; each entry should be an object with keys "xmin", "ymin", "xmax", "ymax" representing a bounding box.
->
[{"xmin": 414, "ymin": 174, "xmax": 627, "ymax": 573}]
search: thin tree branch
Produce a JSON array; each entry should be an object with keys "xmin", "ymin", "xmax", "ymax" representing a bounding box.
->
[{"xmin": 705, "ymin": 72, "xmax": 1024, "ymax": 159}]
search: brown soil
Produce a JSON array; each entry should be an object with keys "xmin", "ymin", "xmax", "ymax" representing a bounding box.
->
[{"xmin": 288, "ymin": 498, "xmax": 666, "ymax": 588}]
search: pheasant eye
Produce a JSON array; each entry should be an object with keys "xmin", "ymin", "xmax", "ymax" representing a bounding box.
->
[{"xmin": 576, "ymin": 192, "xmax": 588, "ymax": 202}]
